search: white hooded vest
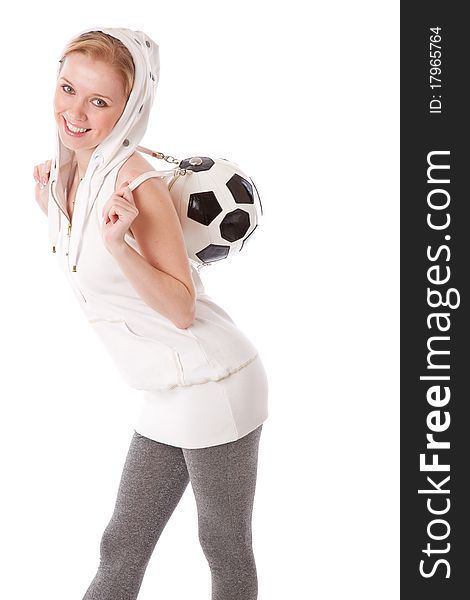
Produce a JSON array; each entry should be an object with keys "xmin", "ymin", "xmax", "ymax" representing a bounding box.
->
[{"xmin": 47, "ymin": 27, "xmax": 265, "ymax": 415}]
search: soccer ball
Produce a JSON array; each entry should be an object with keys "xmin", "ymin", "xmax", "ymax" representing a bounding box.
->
[{"xmin": 166, "ymin": 156, "xmax": 263, "ymax": 267}]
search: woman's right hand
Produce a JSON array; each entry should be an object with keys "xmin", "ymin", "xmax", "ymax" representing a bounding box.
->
[{"xmin": 33, "ymin": 160, "xmax": 52, "ymax": 215}]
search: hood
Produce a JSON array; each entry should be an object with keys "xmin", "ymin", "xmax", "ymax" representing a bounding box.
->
[{"xmin": 49, "ymin": 26, "xmax": 160, "ymax": 269}]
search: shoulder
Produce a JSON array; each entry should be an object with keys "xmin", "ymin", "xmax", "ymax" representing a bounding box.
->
[
  {"xmin": 116, "ymin": 155, "xmax": 196, "ymax": 302},
  {"xmin": 115, "ymin": 151, "xmax": 173, "ymax": 240},
  {"xmin": 115, "ymin": 151, "xmax": 155, "ymax": 190}
]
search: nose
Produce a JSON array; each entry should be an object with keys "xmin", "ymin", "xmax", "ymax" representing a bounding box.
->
[
  {"xmin": 66, "ymin": 112, "xmax": 88, "ymax": 124},
  {"xmin": 65, "ymin": 99, "xmax": 89, "ymax": 123}
]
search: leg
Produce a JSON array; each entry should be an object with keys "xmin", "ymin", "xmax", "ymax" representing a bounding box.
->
[
  {"xmin": 82, "ymin": 430, "xmax": 190, "ymax": 600},
  {"xmin": 183, "ymin": 424, "xmax": 263, "ymax": 600}
]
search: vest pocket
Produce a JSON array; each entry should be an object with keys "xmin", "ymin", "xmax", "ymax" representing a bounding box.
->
[{"xmin": 89, "ymin": 319, "xmax": 184, "ymax": 390}]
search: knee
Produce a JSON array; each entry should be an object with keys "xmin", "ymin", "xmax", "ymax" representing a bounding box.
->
[
  {"xmin": 99, "ymin": 519, "xmax": 126, "ymax": 568},
  {"xmin": 198, "ymin": 517, "xmax": 253, "ymax": 563},
  {"xmin": 99, "ymin": 518, "xmax": 151, "ymax": 571},
  {"xmin": 198, "ymin": 519, "xmax": 258, "ymax": 599}
]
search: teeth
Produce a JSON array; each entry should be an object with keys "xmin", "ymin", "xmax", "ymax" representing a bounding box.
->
[{"xmin": 64, "ymin": 117, "xmax": 88, "ymax": 133}]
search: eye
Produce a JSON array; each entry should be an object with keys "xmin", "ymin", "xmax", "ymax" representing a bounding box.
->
[
  {"xmin": 92, "ymin": 98, "xmax": 108, "ymax": 108},
  {"xmin": 60, "ymin": 84, "xmax": 108, "ymax": 108}
]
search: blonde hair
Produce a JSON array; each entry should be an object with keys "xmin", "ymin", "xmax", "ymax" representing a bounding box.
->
[{"xmin": 58, "ymin": 30, "xmax": 135, "ymax": 101}]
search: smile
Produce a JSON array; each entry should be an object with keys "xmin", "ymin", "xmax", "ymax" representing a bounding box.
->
[{"xmin": 62, "ymin": 115, "xmax": 91, "ymax": 137}]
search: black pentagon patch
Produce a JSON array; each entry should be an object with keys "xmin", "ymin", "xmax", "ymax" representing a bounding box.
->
[
  {"xmin": 226, "ymin": 173, "xmax": 254, "ymax": 204},
  {"xmin": 220, "ymin": 209, "xmax": 250, "ymax": 242},
  {"xmin": 240, "ymin": 224, "xmax": 258, "ymax": 251},
  {"xmin": 179, "ymin": 156, "xmax": 215, "ymax": 172},
  {"xmin": 196, "ymin": 244, "xmax": 230, "ymax": 263},
  {"xmin": 188, "ymin": 192, "xmax": 223, "ymax": 225}
]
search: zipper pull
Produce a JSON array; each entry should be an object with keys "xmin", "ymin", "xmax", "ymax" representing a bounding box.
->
[
  {"xmin": 67, "ymin": 222, "xmax": 72, "ymax": 236},
  {"xmin": 72, "ymin": 265, "xmax": 77, "ymax": 272},
  {"xmin": 52, "ymin": 245, "xmax": 56, "ymax": 253}
]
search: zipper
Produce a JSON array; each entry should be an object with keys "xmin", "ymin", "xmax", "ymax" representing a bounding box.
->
[
  {"xmin": 51, "ymin": 179, "xmax": 74, "ymax": 262},
  {"xmin": 50, "ymin": 180, "xmax": 70, "ymax": 223},
  {"xmin": 50, "ymin": 179, "xmax": 86, "ymax": 302},
  {"xmin": 50, "ymin": 180, "xmax": 71, "ymax": 250},
  {"xmin": 50, "ymin": 180, "xmax": 72, "ymax": 252}
]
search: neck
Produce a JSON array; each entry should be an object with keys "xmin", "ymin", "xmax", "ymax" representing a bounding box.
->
[{"xmin": 73, "ymin": 147, "xmax": 96, "ymax": 180}]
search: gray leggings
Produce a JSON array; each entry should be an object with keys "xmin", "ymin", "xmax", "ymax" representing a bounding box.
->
[{"xmin": 82, "ymin": 424, "xmax": 263, "ymax": 600}]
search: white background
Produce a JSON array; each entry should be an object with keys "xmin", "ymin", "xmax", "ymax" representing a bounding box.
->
[{"xmin": 0, "ymin": 1, "xmax": 399, "ymax": 598}]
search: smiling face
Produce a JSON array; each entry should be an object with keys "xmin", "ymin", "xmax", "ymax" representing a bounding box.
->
[{"xmin": 53, "ymin": 52, "xmax": 128, "ymax": 157}]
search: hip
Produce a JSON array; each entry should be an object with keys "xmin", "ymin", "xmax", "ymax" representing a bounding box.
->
[{"xmin": 135, "ymin": 353, "xmax": 269, "ymax": 449}]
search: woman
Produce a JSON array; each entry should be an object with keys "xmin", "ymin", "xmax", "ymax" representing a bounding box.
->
[{"xmin": 33, "ymin": 27, "xmax": 268, "ymax": 600}]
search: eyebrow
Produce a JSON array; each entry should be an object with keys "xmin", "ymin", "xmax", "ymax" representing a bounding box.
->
[{"xmin": 59, "ymin": 77, "xmax": 114, "ymax": 102}]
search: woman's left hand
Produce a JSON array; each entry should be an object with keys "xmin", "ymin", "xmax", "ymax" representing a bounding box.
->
[{"xmin": 101, "ymin": 180, "xmax": 139, "ymax": 251}]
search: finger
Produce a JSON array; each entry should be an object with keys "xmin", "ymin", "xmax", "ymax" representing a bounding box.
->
[
  {"xmin": 37, "ymin": 167, "xmax": 46, "ymax": 188},
  {"xmin": 105, "ymin": 193, "xmax": 132, "ymax": 216},
  {"xmin": 102, "ymin": 200, "xmax": 115, "ymax": 218},
  {"xmin": 102, "ymin": 185, "xmax": 137, "ymax": 217},
  {"xmin": 102, "ymin": 199, "xmax": 124, "ymax": 220},
  {"xmin": 118, "ymin": 187, "xmax": 135, "ymax": 205},
  {"xmin": 108, "ymin": 199, "xmax": 136, "ymax": 215},
  {"xmin": 118, "ymin": 180, "xmax": 133, "ymax": 197},
  {"xmin": 102, "ymin": 197, "xmax": 115, "ymax": 217},
  {"xmin": 102, "ymin": 191, "xmax": 124, "ymax": 216},
  {"xmin": 39, "ymin": 166, "xmax": 49, "ymax": 186},
  {"xmin": 103, "ymin": 202, "xmax": 137, "ymax": 224},
  {"xmin": 115, "ymin": 183, "xmax": 131, "ymax": 197},
  {"xmin": 107, "ymin": 202, "xmax": 133, "ymax": 223}
]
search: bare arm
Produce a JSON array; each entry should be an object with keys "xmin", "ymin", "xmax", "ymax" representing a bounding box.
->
[
  {"xmin": 33, "ymin": 160, "xmax": 52, "ymax": 216},
  {"xmin": 107, "ymin": 176, "xmax": 196, "ymax": 329},
  {"xmin": 109, "ymin": 241, "xmax": 195, "ymax": 329}
]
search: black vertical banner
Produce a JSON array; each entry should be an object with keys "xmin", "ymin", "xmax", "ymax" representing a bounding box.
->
[{"xmin": 401, "ymin": 3, "xmax": 469, "ymax": 598}]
